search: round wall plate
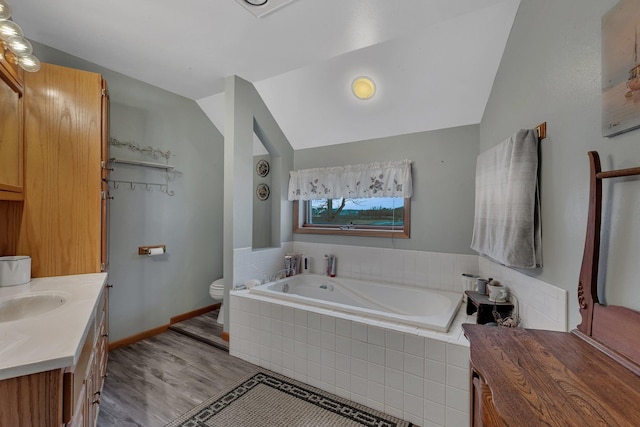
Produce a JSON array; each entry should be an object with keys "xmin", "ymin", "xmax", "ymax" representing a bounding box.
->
[
  {"xmin": 256, "ymin": 183, "xmax": 270, "ymax": 201},
  {"xmin": 256, "ymin": 159, "xmax": 270, "ymax": 177},
  {"xmin": 244, "ymin": 0, "xmax": 268, "ymax": 6}
]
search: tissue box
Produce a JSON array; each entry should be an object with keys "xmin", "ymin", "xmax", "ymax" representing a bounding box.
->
[{"xmin": 0, "ymin": 256, "xmax": 31, "ymax": 287}]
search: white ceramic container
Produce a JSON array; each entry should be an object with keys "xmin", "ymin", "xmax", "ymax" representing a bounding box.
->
[{"xmin": 0, "ymin": 256, "xmax": 31, "ymax": 287}]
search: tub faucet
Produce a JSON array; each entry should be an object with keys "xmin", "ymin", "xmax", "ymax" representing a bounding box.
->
[{"xmin": 268, "ymin": 269, "xmax": 289, "ymax": 282}]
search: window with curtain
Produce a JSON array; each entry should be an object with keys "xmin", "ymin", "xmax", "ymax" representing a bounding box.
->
[{"xmin": 288, "ymin": 160, "xmax": 412, "ymax": 238}]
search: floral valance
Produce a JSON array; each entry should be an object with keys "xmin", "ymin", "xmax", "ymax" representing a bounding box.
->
[{"xmin": 288, "ymin": 159, "xmax": 412, "ymax": 201}]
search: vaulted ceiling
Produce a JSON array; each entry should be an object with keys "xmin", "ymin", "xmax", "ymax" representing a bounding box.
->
[{"xmin": 12, "ymin": 0, "xmax": 520, "ymax": 149}]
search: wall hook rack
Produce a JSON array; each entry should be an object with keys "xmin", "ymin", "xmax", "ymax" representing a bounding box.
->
[
  {"xmin": 107, "ymin": 179, "xmax": 175, "ymax": 196},
  {"xmin": 108, "ymin": 139, "xmax": 179, "ymax": 196}
]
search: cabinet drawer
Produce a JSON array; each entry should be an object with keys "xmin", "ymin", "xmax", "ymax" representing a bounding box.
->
[
  {"xmin": 63, "ymin": 321, "xmax": 96, "ymax": 424},
  {"xmin": 63, "ymin": 288, "xmax": 106, "ymax": 424}
]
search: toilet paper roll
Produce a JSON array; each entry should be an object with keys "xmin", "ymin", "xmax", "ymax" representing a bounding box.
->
[{"xmin": 148, "ymin": 247, "xmax": 164, "ymax": 256}]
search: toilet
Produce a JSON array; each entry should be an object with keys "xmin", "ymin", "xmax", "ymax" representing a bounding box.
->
[{"xmin": 209, "ymin": 278, "xmax": 224, "ymax": 324}]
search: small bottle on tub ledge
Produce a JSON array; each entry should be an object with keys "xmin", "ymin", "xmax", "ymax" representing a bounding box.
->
[{"xmin": 324, "ymin": 254, "xmax": 337, "ymax": 277}]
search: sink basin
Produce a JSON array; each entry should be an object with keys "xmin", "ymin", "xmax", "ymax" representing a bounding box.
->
[{"xmin": 0, "ymin": 293, "xmax": 67, "ymax": 323}]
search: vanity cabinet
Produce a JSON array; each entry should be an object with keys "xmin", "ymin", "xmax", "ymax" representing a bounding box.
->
[
  {"xmin": 0, "ymin": 282, "xmax": 109, "ymax": 427},
  {"xmin": 64, "ymin": 284, "xmax": 109, "ymax": 427},
  {"xmin": 0, "ymin": 54, "xmax": 24, "ymax": 200}
]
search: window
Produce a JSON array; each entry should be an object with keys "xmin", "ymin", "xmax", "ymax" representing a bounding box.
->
[
  {"xmin": 293, "ymin": 197, "xmax": 411, "ymax": 238},
  {"xmin": 289, "ymin": 160, "xmax": 412, "ymax": 238}
]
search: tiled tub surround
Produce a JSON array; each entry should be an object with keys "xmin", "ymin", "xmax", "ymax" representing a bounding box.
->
[
  {"xmin": 292, "ymin": 242, "xmax": 479, "ymax": 293},
  {"xmin": 234, "ymin": 243, "xmax": 568, "ymax": 331},
  {"xmin": 230, "ymin": 292, "xmax": 474, "ymax": 427},
  {"xmin": 478, "ymin": 257, "xmax": 568, "ymax": 331},
  {"xmin": 233, "ymin": 243, "xmax": 294, "ymax": 287}
]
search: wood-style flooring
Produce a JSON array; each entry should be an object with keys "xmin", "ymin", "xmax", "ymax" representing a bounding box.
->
[
  {"xmin": 168, "ymin": 309, "xmax": 228, "ymax": 351},
  {"xmin": 97, "ymin": 330, "xmax": 256, "ymax": 427}
]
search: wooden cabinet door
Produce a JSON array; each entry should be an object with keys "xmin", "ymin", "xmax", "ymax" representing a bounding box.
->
[
  {"xmin": 21, "ymin": 63, "xmax": 103, "ymax": 277},
  {"xmin": 0, "ymin": 61, "xmax": 24, "ymax": 195},
  {"xmin": 472, "ymin": 370, "xmax": 504, "ymax": 427},
  {"xmin": 100, "ymin": 79, "xmax": 110, "ymax": 272}
]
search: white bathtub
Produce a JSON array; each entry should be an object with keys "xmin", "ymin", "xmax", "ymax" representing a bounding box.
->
[{"xmin": 249, "ymin": 274, "xmax": 462, "ymax": 332}]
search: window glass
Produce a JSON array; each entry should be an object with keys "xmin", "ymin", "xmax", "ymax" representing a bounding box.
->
[
  {"xmin": 294, "ymin": 197, "xmax": 410, "ymax": 238},
  {"xmin": 308, "ymin": 198, "xmax": 404, "ymax": 227}
]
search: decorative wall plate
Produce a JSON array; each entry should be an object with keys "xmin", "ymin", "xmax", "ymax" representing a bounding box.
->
[
  {"xmin": 256, "ymin": 183, "xmax": 270, "ymax": 201},
  {"xmin": 256, "ymin": 159, "xmax": 270, "ymax": 177}
]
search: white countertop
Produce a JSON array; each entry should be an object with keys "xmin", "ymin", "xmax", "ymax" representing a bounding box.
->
[{"xmin": 0, "ymin": 273, "xmax": 108, "ymax": 380}]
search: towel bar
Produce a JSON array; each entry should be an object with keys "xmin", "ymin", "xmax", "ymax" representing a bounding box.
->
[{"xmin": 536, "ymin": 122, "xmax": 547, "ymax": 140}]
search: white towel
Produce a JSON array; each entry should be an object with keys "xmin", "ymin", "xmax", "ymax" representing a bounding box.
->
[{"xmin": 470, "ymin": 129, "xmax": 542, "ymax": 268}]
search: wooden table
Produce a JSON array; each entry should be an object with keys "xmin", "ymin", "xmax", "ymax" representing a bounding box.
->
[{"xmin": 463, "ymin": 324, "xmax": 640, "ymax": 426}]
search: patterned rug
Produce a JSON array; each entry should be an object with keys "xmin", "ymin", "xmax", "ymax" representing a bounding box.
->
[{"xmin": 165, "ymin": 369, "xmax": 413, "ymax": 427}]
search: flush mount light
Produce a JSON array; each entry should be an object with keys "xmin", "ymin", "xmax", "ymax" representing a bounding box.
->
[
  {"xmin": 352, "ymin": 76, "xmax": 376, "ymax": 100},
  {"xmin": 236, "ymin": 0, "xmax": 295, "ymax": 18}
]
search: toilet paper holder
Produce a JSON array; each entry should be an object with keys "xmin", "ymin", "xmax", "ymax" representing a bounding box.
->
[{"xmin": 138, "ymin": 245, "xmax": 166, "ymax": 256}]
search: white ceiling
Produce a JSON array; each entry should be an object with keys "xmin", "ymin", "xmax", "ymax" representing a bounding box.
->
[{"xmin": 12, "ymin": 0, "xmax": 520, "ymax": 150}]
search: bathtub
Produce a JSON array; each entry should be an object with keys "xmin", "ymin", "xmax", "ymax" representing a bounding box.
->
[{"xmin": 249, "ymin": 274, "xmax": 462, "ymax": 332}]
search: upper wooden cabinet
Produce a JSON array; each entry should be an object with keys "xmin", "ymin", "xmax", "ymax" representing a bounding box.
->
[
  {"xmin": 0, "ymin": 56, "xmax": 24, "ymax": 200},
  {"xmin": 101, "ymin": 80, "xmax": 110, "ymax": 272},
  {"xmin": 18, "ymin": 63, "xmax": 109, "ymax": 277}
]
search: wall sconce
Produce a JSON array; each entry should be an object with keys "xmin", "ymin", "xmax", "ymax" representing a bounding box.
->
[
  {"xmin": 0, "ymin": 0, "xmax": 40, "ymax": 72},
  {"xmin": 352, "ymin": 76, "xmax": 376, "ymax": 100}
]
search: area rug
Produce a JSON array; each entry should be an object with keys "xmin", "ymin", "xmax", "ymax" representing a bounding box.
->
[{"xmin": 165, "ymin": 369, "xmax": 414, "ymax": 427}]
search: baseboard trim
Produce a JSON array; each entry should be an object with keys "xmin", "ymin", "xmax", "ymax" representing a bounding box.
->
[
  {"xmin": 170, "ymin": 303, "xmax": 221, "ymax": 325},
  {"xmin": 108, "ymin": 324, "xmax": 169, "ymax": 352},
  {"xmin": 222, "ymin": 331, "xmax": 230, "ymax": 342},
  {"xmin": 108, "ymin": 304, "xmax": 222, "ymax": 352}
]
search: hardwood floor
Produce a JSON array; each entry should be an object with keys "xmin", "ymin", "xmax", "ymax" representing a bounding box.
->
[
  {"xmin": 168, "ymin": 309, "xmax": 228, "ymax": 351},
  {"xmin": 97, "ymin": 330, "xmax": 257, "ymax": 427}
]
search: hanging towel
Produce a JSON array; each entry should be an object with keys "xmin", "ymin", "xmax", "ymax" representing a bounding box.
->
[{"xmin": 470, "ymin": 129, "xmax": 542, "ymax": 268}]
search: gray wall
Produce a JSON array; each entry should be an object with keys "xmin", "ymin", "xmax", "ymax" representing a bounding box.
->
[
  {"xmin": 33, "ymin": 42, "xmax": 224, "ymax": 342},
  {"xmin": 480, "ymin": 0, "xmax": 640, "ymax": 328},
  {"xmin": 293, "ymin": 125, "xmax": 479, "ymax": 254},
  {"xmin": 224, "ymin": 75, "xmax": 294, "ymax": 328}
]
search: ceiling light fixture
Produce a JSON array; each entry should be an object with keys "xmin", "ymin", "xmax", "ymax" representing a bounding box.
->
[
  {"xmin": 244, "ymin": 0, "xmax": 268, "ymax": 6},
  {"xmin": 352, "ymin": 76, "xmax": 376, "ymax": 100},
  {"xmin": 0, "ymin": 0, "xmax": 40, "ymax": 72}
]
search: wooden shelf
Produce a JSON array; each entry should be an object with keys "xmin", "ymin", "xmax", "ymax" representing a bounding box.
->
[
  {"xmin": 110, "ymin": 158, "xmax": 174, "ymax": 170},
  {"xmin": 465, "ymin": 291, "xmax": 513, "ymax": 325}
]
